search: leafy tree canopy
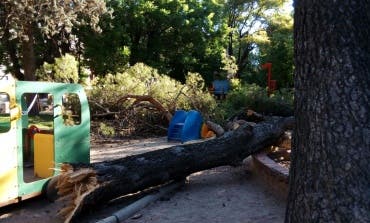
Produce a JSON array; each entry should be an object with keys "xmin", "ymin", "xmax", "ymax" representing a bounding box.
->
[
  {"xmin": 82, "ymin": 0, "xmax": 229, "ymax": 84},
  {"xmin": 0, "ymin": 0, "xmax": 109, "ymax": 80},
  {"xmin": 36, "ymin": 53, "xmax": 79, "ymax": 83},
  {"xmin": 225, "ymin": 0, "xmax": 287, "ymax": 77},
  {"xmin": 0, "ymin": 0, "xmax": 294, "ymax": 89},
  {"xmin": 245, "ymin": 8, "xmax": 293, "ymax": 87}
]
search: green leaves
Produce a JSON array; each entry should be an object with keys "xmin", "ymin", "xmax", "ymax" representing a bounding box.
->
[
  {"xmin": 0, "ymin": 0, "xmax": 109, "ymax": 80},
  {"xmin": 81, "ymin": 0, "xmax": 228, "ymax": 83},
  {"xmin": 36, "ymin": 54, "xmax": 79, "ymax": 83},
  {"xmin": 1, "ymin": 0, "xmax": 109, "ymax": 40},
  {"xmin": 1, "ymin": 0, "xmax": 293, "ymax": 89},
  {"xmin": 225, "ymin": 0, "xmax": 288, "ymax": 77},
  {"xmin": 258, "ymin": 10, "xmax": 294, "ymax": 88},
  {"xmin": 89, "ymin": 63, "xmax": 217, "ymax": 121}
]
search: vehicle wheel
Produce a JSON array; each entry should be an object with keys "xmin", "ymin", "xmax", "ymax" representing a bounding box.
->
[{"xmin": 43, "ymin": 176, "xmax": 60, "ymax": 202}]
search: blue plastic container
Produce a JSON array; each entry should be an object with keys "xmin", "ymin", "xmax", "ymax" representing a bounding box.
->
[
  {"xmin": 181, "ymin": 110, "xmax": 203, "ymax": 143},
  {"xmin": 167, "ymin": 110, "xmax": 187, "ymax": 141},
  {"xmin": 167, "ymin": 110, "xmax": 203, "ymax": 143},
  {"xmin": 212, "ymin": 80, "xmax": 230, "ymax": 95}
]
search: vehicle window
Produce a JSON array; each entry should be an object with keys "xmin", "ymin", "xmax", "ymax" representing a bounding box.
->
[
  {"xmin": 62, "ymin": 93, "xmax": 81, "ymax": 126},
  {"xmin": 0, "ymin": 93, "xmax": 10, "ymax": 133},
  {"xmin": 21, "ymin": 93, "xmax": 55, "ymax": 182}
]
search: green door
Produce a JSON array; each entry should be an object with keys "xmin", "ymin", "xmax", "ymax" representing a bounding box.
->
[{"xmin": 15, "ymin": 81, "xmax": 90, "ymax": 198}]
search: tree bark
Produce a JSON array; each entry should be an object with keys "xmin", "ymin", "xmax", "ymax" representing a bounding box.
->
[
  {"xmin": 55, "ymin": 116, "xmax": 293, "ymax": 223},
  {"xmin": 22, "ymin": 22, "xmax": 36, "ymax": 81},
  {"xmin": 6, "ymin": 38, "xmax": 24, "ymax": 80},
  {"xmin": 286, "ymin": 1, "xmax": 370, "ymax": 222}
]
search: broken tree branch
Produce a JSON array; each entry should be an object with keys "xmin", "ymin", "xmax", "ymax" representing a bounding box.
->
[{"xmin": 116, "ymin": 94, "xmax": 172, "ymax": 122}]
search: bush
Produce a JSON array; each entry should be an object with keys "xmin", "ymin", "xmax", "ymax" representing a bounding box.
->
[
  {"xmin": 88, "ymin": 63, "xmax": 217, "ymax": 138},
  {"xmin": 218, "ymin": 83, "xmax": 293, "ymax": 122},
  {"xmin": 98, "ymin": 123, "xmax": 115, "ymax": 137},
  {"xmin": 88, "ymin": 64, "xmax": 293, "ymax": 138},
  {"xmin": 36, "ymin": 54, "xmax": 79, "ymax": 83}
]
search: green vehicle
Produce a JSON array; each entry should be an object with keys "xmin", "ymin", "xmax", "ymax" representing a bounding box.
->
[{"xmin": 0, "ymin": 74, "xmax": 90, "ymax": 207}]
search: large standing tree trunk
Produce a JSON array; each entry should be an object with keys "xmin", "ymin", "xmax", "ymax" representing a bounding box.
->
[
  {"xmin": 22, "ymin": 22, "xmax": 36, "ymax": 81},
  {"xmin": 56, "ymin": 116, "xmax": 293, "ymax": 222},
  {"xmin": 5, "ymin": 38, "xmax": 24, "ymax": 80},
  {"xmin": 286, "ymin": 1, "xmax": 370, "ymax": 222}
]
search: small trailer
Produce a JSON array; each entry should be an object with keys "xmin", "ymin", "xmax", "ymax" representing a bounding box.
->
[{"xmin": 0, "ymin": 74, "xmax": 90, "ymax": 207}]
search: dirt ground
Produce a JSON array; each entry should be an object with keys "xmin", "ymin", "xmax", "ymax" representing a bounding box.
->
[{"xmin": 0, "ymin": 137, "xmax": 286, "ymax": 223}]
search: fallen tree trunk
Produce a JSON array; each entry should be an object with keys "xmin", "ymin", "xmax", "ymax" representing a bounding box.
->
[{"xmin": 55, "ymin": 116, "xmax": 294, "ymax": 222}]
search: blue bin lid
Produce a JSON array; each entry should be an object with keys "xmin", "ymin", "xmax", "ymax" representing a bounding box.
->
[{"xmin": 212, "ymin": 80, "xmax": 230, "ymax": 94}]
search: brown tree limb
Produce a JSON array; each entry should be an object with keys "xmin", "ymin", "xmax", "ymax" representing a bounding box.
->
[
  {"xmin": 206, "ymin": 120, "xmax": 225, "ymax": 136},
  {"xmin": 91, "ymin": 112, "xmax": 120, "ymax": 118},
  {"xmin": 90, "ymin": 100, "xmax": 111, "ymax": 113},
  {"xmin": 116, "ymin": 94, "xmax": 172, "ymax": 122},
  {"xmin": 168, "ymin": 85, "xmax": 187, "ymax": 111}
]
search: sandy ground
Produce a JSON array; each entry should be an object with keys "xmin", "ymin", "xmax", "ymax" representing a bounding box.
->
[
  {"xmin": 122, "ymin": 166, "xmax": 286, "ymax": 223},
  {"xmin": 0, "ymin": 137, "xmax": 286, "ymax": 223}
]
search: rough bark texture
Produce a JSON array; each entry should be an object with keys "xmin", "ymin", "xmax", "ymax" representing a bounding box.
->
[
  {"xmin": 56, "ymin": 116, "xmax": 293, "ymax": 222},
  {"xmin": 3, "ymin": 32, "xmax": 24, "ymax": 80},
  {"xmin": 286, "ymin": 1, "xmax": 370, "ymax": 222},
  {"xmin": 22, "ymin": 23, "xmax": 36, "ymax": 81}
]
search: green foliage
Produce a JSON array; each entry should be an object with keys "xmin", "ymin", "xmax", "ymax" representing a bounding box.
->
[
  {"xmin": 241, "ymin": 67, "xmax": 267, "ymax": 87},
  {"xmin": 62, "ymin": 93, "xmax": 82, "ymax": 125},
  {"xmin": 0, "ymin": 0, "xmax": 108, "ymax": 40},
  {"xmin": 219, "ymin": 83, "xmax": 293, "ymax": 121},
  {"xmin": 88, "ymin": 63, "xmax": 217, "ymax": 137},
  {"xmin": 229, "ymin": 78, "xmax": 242, "ymax": 91},
  {"xmin": 258, "ymin": 11, "xmax": 294, "ymax": 88},
  {"xmin": 88, "ymin": 63, "xmax": 294, "ymax": 137},
  {"xmin": 28, "ymin": 115, "xmax": 53, "ymax": 130},
  {"xmin": 1, "ymin": 0, "xmax": 293, "ymax": 88},
  {"xmin": 82, "ymin": 0, "xmax": 228, "ymax": 84},
  {"xmin": 98, "ymin": 122, "xmax": 116, "ymax": 137},
  {"xmin": 78, "ymin": 0, "xmax": 130, "ymax": 75},
  {"xmin": 182, "ymin": 72, "xmax": 217, "ymax": 117},
  {"xmin": 89, "ymin": 63, "xmax": 293, "ymax": 137},
  {"xmin": 225, "ymin": 0, "xmax": 287, "ymax": 76},
  {"xmin": 90, "ymin": 63, "xmax": 216, "ymax": 114},
  {"xmin": 36, "ymin": 54, "xmax": 79, "ymax": 83},
  {"xmin": 220, "ymin": 52, "xmax": 238, "ymax": 79},
  {"xmin": 0, "ymin": 0, "xmax": 109, "ymax": 80}
]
